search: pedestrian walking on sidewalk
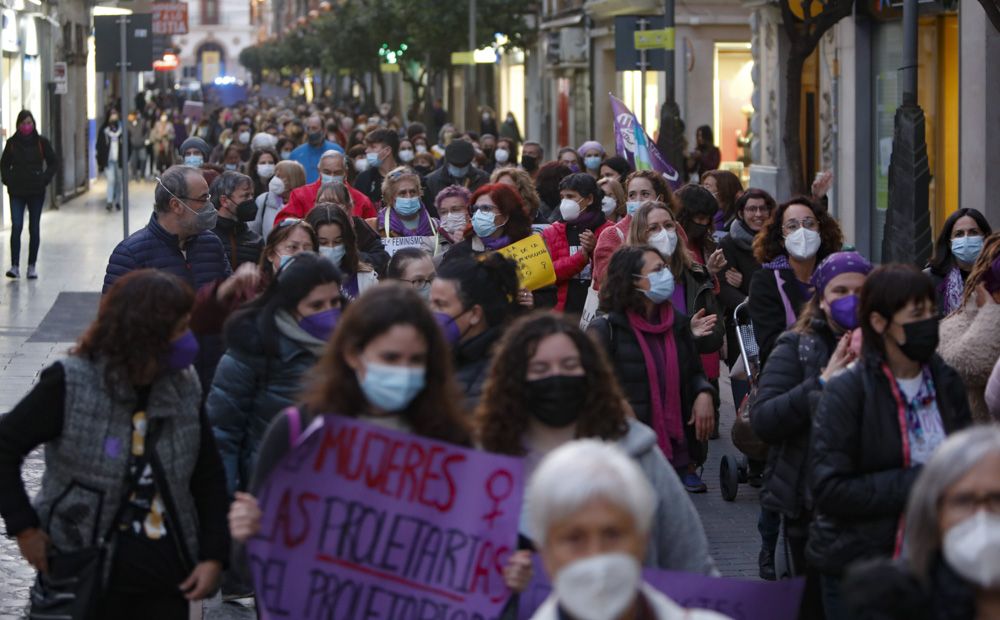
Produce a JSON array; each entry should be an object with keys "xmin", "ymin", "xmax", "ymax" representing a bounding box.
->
[
  {"xmin": 0, "ymin": 109, "xmax": 58, "ymax": 280},
  {"xmin": 97, "ymin": 109, "xmax": 125, "ymax": 212},
  {"xmin": 0, "ymin": 269, "xmax": 229, "ymax": 619}
]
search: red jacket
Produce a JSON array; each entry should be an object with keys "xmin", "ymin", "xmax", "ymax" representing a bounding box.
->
[
  {"xmin": 273, "ymin": 179, "xmax": 376, "ymax": 224},
  {"xmin": 542, "ymin": 220, "xmax": 612, "ymax": 311}
]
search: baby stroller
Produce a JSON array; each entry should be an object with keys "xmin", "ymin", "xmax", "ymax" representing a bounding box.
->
[{"xmin": 720, "ymin": 301, "xmax": 770, "ymax": 501}]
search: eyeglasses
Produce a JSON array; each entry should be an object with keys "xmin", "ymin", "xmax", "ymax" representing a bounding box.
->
[
  {"xmin": 782, "ymin": 218, "xmax": 819, "ymax": 234},
  {"xmin": 155, "ymin": 177, "xmax": 211, "ymax": 205},
  {"xmin": 941, "ymin": 491, "xmax": 1000, "ymax": 519},
  {"xmin": 744, "ymin": 205, "xmax": 771, "ymax": 215},
  {"xmin": 400, "ymin": 276, "xmax": 435, "ymax": 288},
  {"xmin": 471, "ymin": 203, "xmax": 497, "ymax": 214}
]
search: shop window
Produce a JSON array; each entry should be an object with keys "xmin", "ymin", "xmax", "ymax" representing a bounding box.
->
[{"xmin": 201, "ymin": 0, "xmax": 219, "ymax": 25}]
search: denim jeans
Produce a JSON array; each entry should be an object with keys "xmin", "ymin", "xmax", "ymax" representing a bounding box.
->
[
  {"xmin": 9, "ymin": 193, "xmax": 44, "ymax": 266},
  {"xmin": 106, "ymin": 163, "xmax": 122, "ymax": 206}
]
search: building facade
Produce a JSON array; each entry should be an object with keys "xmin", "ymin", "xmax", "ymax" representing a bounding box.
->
[{"xmin": 174, "ymin": 0, "xmax": 255, "ymax": 83}]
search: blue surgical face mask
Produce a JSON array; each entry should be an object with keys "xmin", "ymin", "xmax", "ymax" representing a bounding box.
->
[
  {"xmin": 280, "ymin": 150, "xmax": 293, "ymax": 160},
  {"xmin": 278, "ymin": 254, "xmax": 294, "ymax": 269},
  {"xmin": 319, "ymin": 244, "xmax": 346, "ymax": 266},
  {"xmin": 951, "ymin": 235, "xmax": 984, "ymax": 266},
  {"xmin": 638, "ymin": 268, "xmax": 675, "ymax": 304},
  {"xmin": 366, "ymin": 151, "xmax": 382, "ymax": 169},
  {"xmin": 472, "ymin": 209, "xmax": 500, "ymax": 238},
  {"xmin": 448, "ymin": 164, "xmax": 470, "ymax": 178},
  {"xmin": 584, "ymin": 155, "xmax": 602, "ymax": 171},
  {"xmin": 358, "ymin": 362, "xmax": 426, "ymax": 412},
  {"xmin": 626, "ymin": 201, "xmax": 642, "ymax": 216},
  {"xmin": 395, "ymin": 196, "xmax": 422, "ymax": 217},
  {"xmin": 321, "ymin": 173, "xmax": 344, "ymax": 185},
  {"xmin": 184, "ymin": 154, "xmax": 204, "ymax": 167},
  {"xmin": 224, "ymin": 163, "xmax": 238, "ymax": 171}
]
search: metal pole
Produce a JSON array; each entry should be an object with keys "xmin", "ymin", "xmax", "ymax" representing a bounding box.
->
[
  {"xmin": 467, "ymin": 0, "xmax": 476, "ymax": 129},
  {"xmin": 664, "ymin": 0, "xmax": 675, "ymax": 102},
  {"xmin": 638, "ymin": 18, "xmax": 647, "ymax": 129},
  {"xmin": 119, "ymin": 15, "xmax": 131, "ymax": 239},
  {"xmin": 656, "ymin": 0, "xmax": 684, "ymax": 175},
  {"xmin": 900, "ymin": 0, "xmax": 917, "ymax": 105}
]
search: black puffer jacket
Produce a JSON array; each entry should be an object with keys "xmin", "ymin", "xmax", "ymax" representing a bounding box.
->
[
  {"xmin": 588, "ymin": 309, "xmax": 714, "ymax": 465},
  {"xmin": 748, "ymin": 265, "xmax": 810, "ymax": 366},
  {"xmin": 751, "ymin": 319, "xmax": 837, "ymax": 518},
  {"xmin": 453, "ymin": 327, "xmax": 502, "ymax": 413},
  {"xmin": 680, "ymin": 266, "xmax": 726, "ymax": 356},
  {"xmin": 212, "ymin": 216, "xmax": 264, "ymax": 269},
  {"xmin": 718, "ymin": 221, "xmax": 761, "ymax": 365},
  {"xmin": 844, "ymin": 557, "xmax": 976, "ymax": 620},
  {"xmin": 0, "ymin": 131, "xmax": 58, "ymax": 196},
  {"xmin": 807, "ymin": 354, "xmax": 972, "ymax": 574}
]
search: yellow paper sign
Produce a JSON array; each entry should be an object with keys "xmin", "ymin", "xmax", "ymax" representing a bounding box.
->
[
  {"xmin": 450, "ymin": 51, "xmax": 476, "ymax": 65},
  {"xmin": 497, "ymin": 234, "xmax": 557, "ymax": 292},
  {"xmin": 634, "ymin": 27, "xmax": 675, "ymax": 51}
]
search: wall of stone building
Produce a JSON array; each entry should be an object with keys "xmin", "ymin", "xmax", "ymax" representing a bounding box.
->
[{"xmin": 959, "ymin": 0, "xmax": 1000, "ymax": 226}]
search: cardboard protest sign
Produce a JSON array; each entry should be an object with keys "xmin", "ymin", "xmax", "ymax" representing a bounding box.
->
[
  {"xmin": 517, "ymin": 555, "xmax": 804, "ymax": 620},
  {"xmin": 382, "ymin": 235, "xmax": 437, "ymax": 257},
  {"xmin": 497, "ymin": 234, "xmax": 557, "ymax": 291},
  {"xmin": 247, "ymin": 414, "xmax": 525, "ymax": 620}
]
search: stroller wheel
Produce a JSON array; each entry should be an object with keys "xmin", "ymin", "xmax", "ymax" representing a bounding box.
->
[
  {"xmin": 720, "ymin": 455, "xmax": 740, "ymax": 501},
  {"xmin": 737, "ymin": 454, "xmax": 750, "ymax": 484}
]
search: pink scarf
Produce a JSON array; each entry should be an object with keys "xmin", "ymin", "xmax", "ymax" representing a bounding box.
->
[{"xmin": 627, "ymin": 305, "xmax": 684, "ymax": 459}]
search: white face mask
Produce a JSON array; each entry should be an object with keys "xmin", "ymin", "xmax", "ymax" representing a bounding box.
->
[
  {"xmin": 649, "ymin": 228, "xmax": 677, "ymax": 257},
  {"xmin": 415, "ymin": 144, "xmax": 428, "ymax": 154},
  {"xmin": 257, "ymin": 163, "xmax": 276, "ymax": 180},
  {"xmin": 559, "ymin": 198, "xmax": 582, "ymax": 222},
  {"xmin": 494, "ymin": 148, "xmax": 510, "ymax": 163},
  {"xmin": 398, "ymin": 149, "xmax": 415, "ymax": 163},
  {"xmin": 354, "ymin": 158, "xmax": 369, "ymax": 173},
  {"xmin": 268, "ymin": 175, "xmax": 285, "ymax": 196},
  {"xmin": 554, "ymin": 553, "xmax": 641, "ymax": 620},
  {"xmin": 784, "ymin": 227, "xmax": 822, "ymax": 260},
  {"xmin": 601, "ymin": 195, "xmax": 617, "ymax": 217},
  {"xmin": 441, "ymin": 212, "xmax": 468, "ymax": 234},
  {"xmin": 943, "ymin": 510, "xmax": 1000, "ymax": 588}
]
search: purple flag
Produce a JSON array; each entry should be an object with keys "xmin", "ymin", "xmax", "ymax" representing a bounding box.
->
[
  {"xmin": 518, "ymin": 554, "xmax": 805, "ymax": 620},
  {"xmin": 247, "ymin": 414, "xmax": 525, "ymax": 620},
  {"xmin": 610, "ymin": 93, "xmax": 682, "ymax": 189}
]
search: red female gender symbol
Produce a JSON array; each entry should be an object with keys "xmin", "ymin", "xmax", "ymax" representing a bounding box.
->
[{"xmin": 481, "ymin": 469, "xmax": 515, "ymax": 528}]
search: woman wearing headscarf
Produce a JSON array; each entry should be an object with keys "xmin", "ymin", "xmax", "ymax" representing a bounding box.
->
[{"xmin": 752, "ymin": 251, "xmax": 872, "ymax": 607}]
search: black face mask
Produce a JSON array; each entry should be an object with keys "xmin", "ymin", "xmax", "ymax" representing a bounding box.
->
[
  {"xmin": 686, "ymin": 221, "xmax": 709, "ymax": 241},
  {"xmin": 235, "ymin": 199, "xmax": 258, "ymax": 222},
  {"xmin": 894, "ymin": 316, "xmax": 940, "ymax": 364},
  {"xmin": 413, "ymin": 165, "xmax": 433, "ymax": 177},
  {"xmin": 307, "ymin": 131, "xmax": 324, "ymax": 145},
  {"xmin": 524, "ymin": 375, "xmax": 587, "ymax": 427},
  {"xmin": 521, "ymin": 155, "xmax": 538, "ymax": 172}
]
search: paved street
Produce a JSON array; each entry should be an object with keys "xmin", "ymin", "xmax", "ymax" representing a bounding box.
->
[{"xmin": 0, "ymin": 180, "xmax": 759, "ymax": 617}]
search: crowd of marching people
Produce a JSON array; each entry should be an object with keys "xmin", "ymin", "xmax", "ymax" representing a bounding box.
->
[{"xmin": 0, "ymin": 93, "xmax": 998, "ymax": 620}]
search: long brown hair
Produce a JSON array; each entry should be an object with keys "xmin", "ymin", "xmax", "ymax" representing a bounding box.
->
[
  {"xmin": 306, "ymin": 203, "xmax": 366, "ymax": 274},
  {"xmin": 74, "ymin": 270, "xmax": 194, "ymax": 385},
  {"xmin": 627, "ymin": 201, "xmax": 694, "ymax": 277},
  {"xmin": 301, "ymin": 283, "xmax": 470, "ymax": 445},
  {"xmin": 258, "ymin": 219, "xmax": 319, "ymax": 281},
  {"xmin": 476, "ymin": 313, "xmax": 629, "ymax": 455},
  {"xmin": 959, "ymin": 232, "xmax": 1000, "ymax": 309}
]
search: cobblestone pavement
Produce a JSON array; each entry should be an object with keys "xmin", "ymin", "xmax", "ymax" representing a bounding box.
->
[{"xmin": 0, "ymin": 181, "xmax": 761, "ymax": 618}]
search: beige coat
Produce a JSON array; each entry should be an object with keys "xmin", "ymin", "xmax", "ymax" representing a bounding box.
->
[{"xmin": 939, "ymin": 301, "xmax": 1000, "ymax": 423}]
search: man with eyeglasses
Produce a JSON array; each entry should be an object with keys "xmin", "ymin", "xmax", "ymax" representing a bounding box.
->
[{"xmin": 103, "ymin": 165, "xmax": 233, "ymax": 390}]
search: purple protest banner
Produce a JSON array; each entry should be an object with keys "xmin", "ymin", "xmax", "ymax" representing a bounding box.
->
[
  {"xmin": 517, "ymin": 555, "xmax": 804, "ymax": 620},
  {"xmin": 247, "ymin": 414, "xmax": 525, "ymax": 620},
  {"xmin": 609, "ymin": 93, "xmax": 682, "ymax": 189}
]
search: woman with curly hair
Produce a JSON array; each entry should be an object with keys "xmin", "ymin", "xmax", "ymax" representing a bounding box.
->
[
  {"xmin": 748, "ymin": 195, "xmax": 843, "ymax": 365},
  {"xmin": 938, "ymin": 232, "xmax": 1000, "ymax": 422},
  {"xmin": 476, "ymin": 312, "xmax": 715, "ymax": 595},
  {"xmin": 588, "ymin": 244, "xmax": 718, "ymax": 493},
  {"xmin": 0, "ymin": 270, "xmax": 229, "ymax": 617}
]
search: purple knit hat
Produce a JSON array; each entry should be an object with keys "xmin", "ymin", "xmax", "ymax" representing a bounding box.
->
[
  {"xmin": 810, "ymin": 251, "xmax": 874, "ymax": 294},
  {"xmin": 577, "ymin": 140, "xmax": 605, "ymax": 158}
]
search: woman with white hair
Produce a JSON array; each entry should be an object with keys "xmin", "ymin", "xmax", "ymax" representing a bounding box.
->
[
  {"xmin": 528, "ymin": 440, "xmax": 729, "ymax": 620},
  {"xmin": 844, "ymin": 425, "xmax": 1000, "ymax": 619}
]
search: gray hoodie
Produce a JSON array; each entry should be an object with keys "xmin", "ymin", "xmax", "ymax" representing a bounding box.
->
[{"xmin": 619, "ymin": 419, "xmax": 718, "ymax": 575}]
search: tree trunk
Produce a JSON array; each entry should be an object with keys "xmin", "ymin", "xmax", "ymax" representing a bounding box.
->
[{"xmin": 783, "ymin": 47, "xmax": 811, "ymax": 196}]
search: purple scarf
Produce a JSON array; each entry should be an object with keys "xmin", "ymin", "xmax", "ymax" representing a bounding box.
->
[
  {"xmin": 380, "ymin": 207, "xmax": 435, "ymax": 237},
  {"xmin": 627, "ymin": 305, "xmax": 683, "ymax": 460},
  {"xmin": 573, "ymin": 208, "xmax": 606, "ymax": 232},
  {"xmin": 481, "ymin": 234, "xmax": 512, "ymax": 251}
]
